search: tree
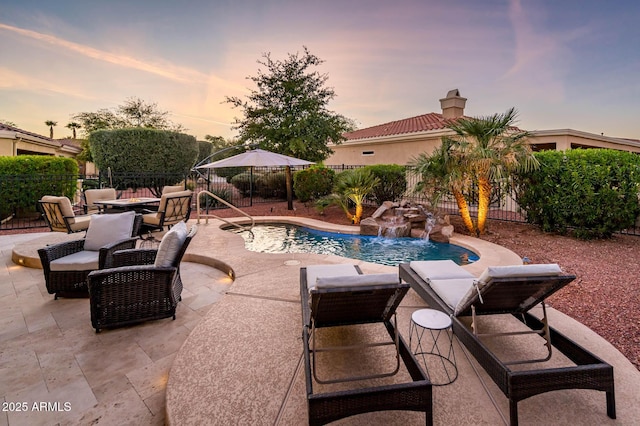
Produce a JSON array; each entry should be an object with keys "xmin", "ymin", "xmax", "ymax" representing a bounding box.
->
[
  {"xmin": 322, "ymin": 168, "xmax": 380, "ymax": 224},
  {"xmin": 410, "ymin": 139, "xmax": 475, "ymax": 232},
  {"xmin": 0, "ymin": 119, "xmax": 17, "ymax": 127},
  {"xmin": 72, "ymin": 97, "xmax": 184, "ymax": 137},
  {"xmin": 411, "ymin": 108, "xmax": 537, "ymax": 235},
  {"xmin": 444, "ymin": 108, "xmax": 538, "ymax": 234},
  {"xmin": 225, "ymin": 46, "xmax": 354, "ymax": 163},
  {"xmin": 65, "ymin": 122, "xmax": 81, "ymax": 139},
  {"xmin": 45, "ymin": 120, "xmax": 57, "ymax": 138}
]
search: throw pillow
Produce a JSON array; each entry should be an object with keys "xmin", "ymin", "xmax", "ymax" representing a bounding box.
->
[
  {"xmin": 84, "ymin": 211, "xmax": 136, "ymax": 251},
  {"xmin": 154, "ymin": 221, "xmax": 189, "ymax": 267}
]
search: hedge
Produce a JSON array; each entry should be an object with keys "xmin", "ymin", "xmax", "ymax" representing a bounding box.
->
[
  {"xmin": 514, "ymin": 149, "xmax": 640, "ymax": 238},
  {"xmin": 0, "ymin": 156, "xmax": 78, "ymax": 218}
]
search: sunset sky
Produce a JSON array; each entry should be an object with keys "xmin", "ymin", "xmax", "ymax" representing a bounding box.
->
[{"xmin": 1, "ymin": 0, "xmax": 639, "ymax": 141}]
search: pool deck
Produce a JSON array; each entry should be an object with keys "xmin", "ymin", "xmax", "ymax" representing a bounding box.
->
[{"xmin": 3, "ymin": 217, "xmax": 639, "ymax": 425}]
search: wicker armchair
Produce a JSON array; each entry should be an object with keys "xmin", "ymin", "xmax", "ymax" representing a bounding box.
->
[
  {"xmin": 38, "ymin": 213, "xmax": 142, "ymax": 299},
  {"xmin": 88, "ymin": 223, "xmax": 197, "ymax": 332}
]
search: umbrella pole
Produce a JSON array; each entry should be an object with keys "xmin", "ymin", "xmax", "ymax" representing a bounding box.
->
[
  {"xmin": 286, "ymin": 166, "xmax": 293, "ymax": 210},
  {"xmin": 250, "ymin": 167, "xmax": 253, "ymax": 207}
]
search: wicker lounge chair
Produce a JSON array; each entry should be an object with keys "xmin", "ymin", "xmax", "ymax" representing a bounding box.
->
[
  {"xmin": 39, "ymin": 195, "xmax": 91, "ymax": 233},
  {"xmin": 399, "ymin": 261, "xmax": 616, "ymax": 426},
  {"xmin": 38, "ymin": 212, "xmax": 142, "ymax": 299},
  {"xmin": 87, "ymin": 222, "xmax": 197, "ymax": 332},
  {"xmin": 301, "ymin": 264, "xmax": 433, "ymax": 426}
]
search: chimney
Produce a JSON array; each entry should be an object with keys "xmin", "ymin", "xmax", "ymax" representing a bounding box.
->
[{"xmin": 439, "ymin": 89, "xmax": 467, "ymax": 119}]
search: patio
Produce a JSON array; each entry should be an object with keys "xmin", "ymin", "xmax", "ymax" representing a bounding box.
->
[{"xmin": 2, "ymin": 218, "xmax": 639, "ymax": 425}]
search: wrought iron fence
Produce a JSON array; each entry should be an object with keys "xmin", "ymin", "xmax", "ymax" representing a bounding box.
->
[{"xmin": 1, "ymin": 168, "xmax": 638, "ymax": 236}]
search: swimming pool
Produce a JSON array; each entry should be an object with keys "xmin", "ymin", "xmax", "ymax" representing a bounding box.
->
[{"xmin": 230, "ymin": 223, "xmax": 478, "ymax": 267}]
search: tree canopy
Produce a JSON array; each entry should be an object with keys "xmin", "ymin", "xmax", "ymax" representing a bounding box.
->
[
  {"xmin": 72, "ymin": 97, "xmax": 185, "ymax": 137},
  {"xmin": 226, "ymin": 46, "xmax": 355, "ymax": 163}
]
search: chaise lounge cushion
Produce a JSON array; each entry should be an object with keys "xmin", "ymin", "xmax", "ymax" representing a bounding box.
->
[
  {"xmin": 84, "ymin": 211, "xmax": 136, "ymax": 251},
  {"xmin": 154, "ymin": 221, "xmax": 189, "ymax": 267},
  {"xmin": 305, "ymin": 264, "xmax": 360, "ymax": 291},
  {"xmin": 410, "ymin": 259, "xmax": 475, "ymax": 283},
  {"xmin": 315, "ymin": 273, "xmax": 399, "ymax": 290},
  {"xmin": 453, "ymin": 263, "xmax": 564, "ymax": 316},
  {"xmin": 429, "ymin": 278, "xmax": 475, "ymax": 311}
]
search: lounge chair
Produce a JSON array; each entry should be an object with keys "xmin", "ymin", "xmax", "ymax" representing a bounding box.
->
[
  {"xmin": 38, "ymin": 212, "xmax": 142, "ymax": 299},
  {"xmin": 88, "ymin": 222, "xmax": 197, "ymax": 332},
  {"xmin": 399, "ymin": 260, "xmax": 616, "ymax": 426},
  {"xmin": 301, "ymin": 264, "xmax": 433, "ymax": 426}
]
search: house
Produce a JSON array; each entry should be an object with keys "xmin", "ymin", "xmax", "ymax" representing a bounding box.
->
[
  {"xmin": 0, "ymin": 122, "xmax": 95, "ymax": 175},
  {"xmin": 325, "ymin": 89, "xmax": 640, "ymax": 166}
]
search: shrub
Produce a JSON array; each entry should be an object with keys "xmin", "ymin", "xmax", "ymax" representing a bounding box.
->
[
  {"xmin": 199, "ymin": 187, "xmax": 233, "ymax": 209},
  {"xmin": 256, "ymin": 170, "xmax": 287, "ymax": 199},
  {"xmin": 215, "ymin": 167, "xmax": 247, "ymax": 183},
  {"xmin": 293, "ymin": 165, "xmax": 335, "ymax": 202},
  {"xmin": 230, "ymin": 171, "xmax": 254, "ymax": 196},
  {"xmin": 0, "ymin": 156, "xmax": 78, "ymax": 218},
  {"xmin": 363, "ymin": 164, "xmax": 407, "ymax": 204},
  {"xmin": 514, "ymin": 149, "xmax": 640, "ymax": 239},
  {"xmin": 89, "ymin": 128, "xmax": 198, "ymax": 194}
]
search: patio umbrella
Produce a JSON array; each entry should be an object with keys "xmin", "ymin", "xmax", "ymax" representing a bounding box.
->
[{"xmin": 197, "ymin": 149, "xmax": 314, "ymax": 209}]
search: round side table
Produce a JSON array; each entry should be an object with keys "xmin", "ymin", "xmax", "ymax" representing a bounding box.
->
[{"xmin": 409, "ymin": 308, "xmax": 458, "ymax": 385}]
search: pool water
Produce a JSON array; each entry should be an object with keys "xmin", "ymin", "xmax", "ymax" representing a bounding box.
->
[{"xmin": 230, "ymin": 224, "xmax": 478, "ymax": 267}]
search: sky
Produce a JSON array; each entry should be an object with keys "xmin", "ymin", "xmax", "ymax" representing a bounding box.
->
[{"xmin": 1, "ymin": 0, "xmax": 639, "ymax": 141}]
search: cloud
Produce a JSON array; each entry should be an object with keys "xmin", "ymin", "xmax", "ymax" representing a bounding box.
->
[{"xmin": 0, "ymin": 22, "xmax": 208, "ymax": 84}]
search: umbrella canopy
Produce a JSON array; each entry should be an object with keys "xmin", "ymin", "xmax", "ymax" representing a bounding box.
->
[{"xmin": 197, "ymin": 149, "xmax": 314, "ymax": 168}]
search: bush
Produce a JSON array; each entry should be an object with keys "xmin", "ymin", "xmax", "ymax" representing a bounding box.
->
[
  {"xmin": 89, "ymin": 128, "xmax": 198, "ymax": 194},
  {"xmin": 0, "ymin": 156, "xmax": 78, "ymax": 218},
  {"xmin": 199, "ymin": 187, "xmax": 233, "ymax": 209},
  {"xmin": 514, "ymin": 149, "xmax": 640, "ymax": 238},
  {"xmin": 215, "ymin": 167, "xmax": 247, "ymax": 183},
  {"xmin": 364, "ymin": 164, "xmax": 407, "ymax": 204},
  {"xmin": 293, "ymin": 165, "xmax": 335, "ymax": 202},
  {"xmin": 230, "ymin": 171, "xmax": 253, "ymax": 196},
  {"xmin": 256, "ymin": 170, "xmax": 287, "ymax": 199}
]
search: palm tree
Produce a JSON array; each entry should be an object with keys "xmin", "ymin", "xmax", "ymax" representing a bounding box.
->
[
  {"xmin": 444, "ymin": 107, "xmax": 538, "ymax": 234},
  {"xmin": 45, "ymin": 120, "xmax": 57, "ymax": 139},
  {"xmin": 330, "ymin": 168, "xmax": 380, "ymax": 224},
  {"xmin": 66, "ymin": 122, "xmax": 81, "ymax": 139},
  {"xmin": 410, "ymin": 139, "xmax": 476, "ymax": 233}
]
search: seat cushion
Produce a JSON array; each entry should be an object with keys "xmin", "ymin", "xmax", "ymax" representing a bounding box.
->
[
  {"xmin": 315, "ymin": 273, "xmax": 399, "ymax": 290},
  {"xmin": 84, "ymin": 211, "xmax": 136, "ymax": 251},
  {"xmin": 429, "ymin": 278, "xmax": 475, "ymax": 311},
  {"xmin": 476, "ymin": 264, "xmax": 563, "ymax": 287},
  {"xmin": 306, "ymin": 264, "xmax": 359, "ymax": 291},
  {"xmin": 84, "ymin": 188, "xmax": 117, "ymax": 207},
  {"xmin": 410, "ymin": 260, "xmax": 475, "ymax": 283},
  {"xmin": 154, "ymin": 221, "xmax": 189, "ymax": 267},
  {"xmin": 50, "ymin": 250, "xmax": 99, "ymax": 271}
]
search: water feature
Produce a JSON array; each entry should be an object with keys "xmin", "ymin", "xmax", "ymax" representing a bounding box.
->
[{"xmin": 229, "ymin": 223, "xmax": 478, "ymax": 267}]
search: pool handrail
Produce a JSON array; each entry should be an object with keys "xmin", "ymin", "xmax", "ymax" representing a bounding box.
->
[{"xmin": 196, "ymin": 190, "xmax": 255, "ymax": 231}]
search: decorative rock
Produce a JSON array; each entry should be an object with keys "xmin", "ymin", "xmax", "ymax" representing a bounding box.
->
[{"xmin": 359, "ymin": 217, "xmax": 381, "ymax": 236}]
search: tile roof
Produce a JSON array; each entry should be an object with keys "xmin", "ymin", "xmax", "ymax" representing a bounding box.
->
[
  {"xmin": 344, "ymin": 112, "xmax": 464, "ymax": 141},
  {"xmin": 0, "ymin": 122, "xmax": 53, "ymax": 141}
]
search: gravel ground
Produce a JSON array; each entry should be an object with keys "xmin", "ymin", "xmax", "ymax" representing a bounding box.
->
[{"xmin": 213, "ymin": 201, "xmax": 640, "ymax": 371}]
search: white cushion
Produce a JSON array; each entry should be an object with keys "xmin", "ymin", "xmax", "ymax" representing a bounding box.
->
[
  {"xmin": 315, "ymin": 273, "xmax": 399, "ymax": 290},
  {"xmin": 453, "ymin": 263, "xmax": 564, "ymax": 316},
  {"xmin": 50, "ymin": 250, "xmax": 99, "ymax": 271},
  {"xmin": 84, "ymin": 211, "xmax": 136, "ymax": 251},
  {"xmin": 476, "ymin": 264, "xmax": 563, "ymax": 286},
  {"xmin": 410, "ymin": 260, "xmax": 475, "ymax": 283},
  {"xmin": 306, "ymin": 264, "xmax": 359, "ymax": 291},
  {"xmin": 429, "ymin": 278, "xmax": 475, "ymax": 311},
  {"xmin": 154, "ymin": 221, "xmax": 189, "ymax": 267}
]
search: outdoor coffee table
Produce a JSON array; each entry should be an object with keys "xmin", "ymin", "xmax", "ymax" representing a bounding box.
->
[{"xmin": 94, "ymin": 197, "xmax": 160, "ymax": 212}]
